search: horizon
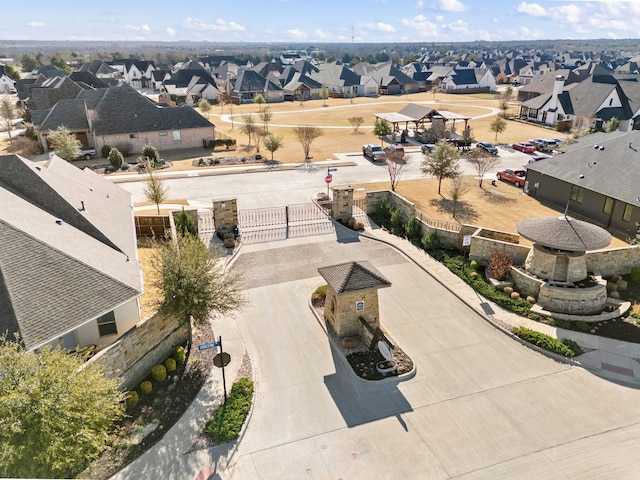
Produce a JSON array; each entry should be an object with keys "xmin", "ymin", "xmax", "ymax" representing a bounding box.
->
[{"xmin": 2, "ymin": 1, "xmax": 640, "ymax": 45}]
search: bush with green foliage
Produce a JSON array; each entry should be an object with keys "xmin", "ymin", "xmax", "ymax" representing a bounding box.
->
[
  {"xmin": 513, "ymin": 327, "xmax": 583, "ymax": 357},
  {"xmin": 470, "ymin": 260, "xmax": 479, "ymax": 270},
  {"xmin": 390, "ymin": 208, "xmax": 405, "ymax": 235},
  {"xmin": 207, "ymin": 138, "xmax": 236, "ymax": 150},
  {"xmin": 101, "ymin": 145, "xmax": 111, "ymax": 158},
  {"xmin": 164, "ymin": 358, "xmax": 177, "ymax": 372},
  {"xmin": 151, "ymin": 365, "xmax": 167, "ymax": 382},
  {"xmin": 108, "ymin": 147, "xmax": 124, "ymax": 170},
  {"xmin": 173, "ymin": 346, "xmax": 186, "ymax": 363},
  {"xmin": 140, "ymin": 381, "xmax": 153, "ymax": 395},
  {"xmin": 126, "ymin": 390, "xmax": 139, "ymax": 407},
  {"xmin": 204, "ymin": 378, "xmax": 254, "ymax": 443},
  {"xmin": 312, "ymin": 284, "xmax": 328, "ymax": 303},
  {"xmin": 371, "ymin": 196, "xmax": 393, "ymax": 227},
  {"xmin": 404, "ymin": 217, "xmax": 422, "ymax": 245},
  {"xmin": 142, "ymin": 144, "xmax": 161, "ymax": 167},
  {"xmin": 630, "ymin": 268, "xmax": 640, "ymax": 282},
  {"xmin": 422, "ymin": 229, "xmax": 440, "ymax": 252},
  {"xmin": 175, "ymin": 208, "xmax": 197, "ymax": 237}
]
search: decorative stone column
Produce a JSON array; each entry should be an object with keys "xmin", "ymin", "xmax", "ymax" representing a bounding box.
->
[
  {"xmin": 331, "ymin": 185, "xmax": 354, "ymax": 221},
  {"xmin": 212, "ymin": 198, "xmax": 238, "ymax": 230}
]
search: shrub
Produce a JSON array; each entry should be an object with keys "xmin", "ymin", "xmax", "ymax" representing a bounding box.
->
[
  {"xmin": 422, "ymin": 229, "xmax": 440, "ymax": 252},
  {"xmin": 488, "ymin": 249, "xmax": 512, "ymax": 280},
  {"xmin": 404, "ymin": 217, "xmax": 422, "ymax": 245},
  {"xmin": 630, "ymin": 268, "xmax": 640, "ymax": 282},
  {"xmin": 609, "ymin": 290, "xmax": 620, "ymax": 299},
  {"xmin": 513, "ymin": 326, "xmax": 583, "ymax": 357},
  {"xmin": 101, "ymin": 145, "xmax": 111, "ymax": 158},
  {"xmin": 151, "ymin": 364, "xmax": 167, "ymax": 382},
  {"xmin": 606, "ymin": 282, "xmax": 618, "ymax": 292},
  {"xmin": 353, "ymin": 221, "xmax": 365, "ymax": 231},
  {"xmin": 164, "ymin": 358, "xmax": 177, "ymax": 372},
  {"xmin": 108, "ymin": 147, "xmax": 124, "ymax": 170},
  {"xmin": 510, "ymin": 291, "xmax": 520, "ymax": 299},
  {"xmin": 126, "ymin": 390, "xmax": 139, "ymax": 407},
  {"xmin": 121, "ymin": 161, "xmax": 129, "ymax": 171},
  {"xmin": 526, "ymin": 296, "xmax": 536, "ymax": 304},
  {"xmin": 470, "ymin": 260, "xmax": 479, "ymax": 270},
  {"xmin": 390, "ymin": 208, "xmax": 404, "ymax": 234},
  {"xmin": 503, "ymin": 286, "xmax": 513, "ymax": 295},
  {"xmin": 175, "ymin": 208, "xmax": 197, "ymax": 238},
  {"xmin": 618, "ymin": 279, "xmax": 628, "ymax": 291},
  {"xmin": 204, "ymin": 378, "xmax": 254, "ymax": 443},
  {"xmin": 142, "ymin": 144, "xmax": 161, "ymax": 167},
  {"xmin": 371, "ymin": 196, "xmax": 393, "ymax": 227},
  {"xmin": 312, "ymin": 284, "xmax": 328, "ymax": 303},
  {"xmin": 470, "ymin": 271, "xmax": 479, "ymax": 279},
  {"xmin": 173, "ymin": 346, "xmax": 186, "ymax": 363},
  {"xmin": 140, "ymin": 381, "xmax": 153, "ymax": 395}
]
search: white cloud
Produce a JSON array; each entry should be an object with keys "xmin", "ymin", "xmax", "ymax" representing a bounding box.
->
[
  {"xmin": 166, "ymin": 27, "xmax": 176, "ymax": 36},
  {"xmin": 358, "ymin": 21, "xmax": 396, "ymax": 33},
  {"xmin": 26, "ymin": 22, "xmax": 45, "ymax": 28},
  {"xmin": 447, "ymin": 19, "xmax": 469, "ymax": 34},
  {"xmin": 549, "ymin": 4, "xmax": 582, "ymax": 23},
  {"xmin": 516, "ymin": 2, "xmax": 546, "ymax": 17},
  {"xmin": 417, "ymin": 0, "xmax": 424, "ymax": 6},
  {"xmin": 126, "ymin": 24, "xmax": 150, "ymax": 32},
  {"xmin": 313, "ymin": 29, "xmax": 331, "ymax": 39},
  {"xmin": 435, "ymin": 15, "xmax": 444, "ymax": 22},
  {"xmin": 399, "ymin": 14, "xmax": 438, "ymax": 31},
  {"xmin": 182, "ymin": 17, "xmax": 246, "ymax": 32},
  {"xmin": 438, "ymin": 0, "xmax": 466, "ymax": 13},
  {"xmin": 287, "ymin": 28, "xmax": 307, "ymax": 39}
]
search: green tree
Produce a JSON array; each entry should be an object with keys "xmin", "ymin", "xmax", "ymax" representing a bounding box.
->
[
  {"xmin": 0, "ymin": 95, "xmax": 16, "ymax": 140},
  {"xmin": 292, "ymin": 125, "xmax": 323, "ymax": 162},
  {"xmin": 47, "ymin": 125, "xmax": 81, "ymax": 160},
  {"xmin": 260, "ymin": 106, "xmax": 273, "ymax": 132},
  {"xmin": 254, "ymin": 93, "xmax": 266, "ymax": 112},
  {"xmin": 5, "ymin": 64, "xmax": 20, "ymax": 81},
  {"xmin": 142, "ymin": 144, "xmax": 161, "ymax": 167},
  {"xmin": 373, "ymin": 118, "xmax": 392, "ymax": 145},
  {"xmin": 0, "ymin": 339, "xmax": 125, "ymax": 478},
  {"xmin": 175, "ymin": 207, "xmax": 197, "ymax": 237},
  {"xmin": 264, "ymin": 134, "xmax": 283, "ymax": 161},
  {"xmin": 108, "ymin": 147, "xmax": 124, "ymax": 170},
  {"xmin": 143, "ymin": 159, "xmax": 168, "ymax": 214},
  {"xmin": 150, "ymin": 235, "xmax": 244, "ymax": 331},
  {"xmin": 607, "ymin": 116, "xmax": 620, "ymax": 132},
  {"xmin": 421, "ymin": 140, "xmax": 461, "ymax": 195},
  {"xmin": 320, "ymin": 85, "xmax": 329, "ymax": 107},
  {"xmin": 20, "ymin": 54, "xmax": 39, "ymax": 72},
  {"xmin": 490, "ymin": 116, "xmax": 507, "ymax": 141}
]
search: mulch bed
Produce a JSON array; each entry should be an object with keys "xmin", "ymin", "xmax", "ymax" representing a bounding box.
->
[{"xmin": 83, "ymin": 321, "xmax": 217, "ymax": 480}]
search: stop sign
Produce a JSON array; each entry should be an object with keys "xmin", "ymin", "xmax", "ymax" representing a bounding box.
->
[{"xmin": 325, "ymin": 174, "xmax": 332, "ymax": 184}]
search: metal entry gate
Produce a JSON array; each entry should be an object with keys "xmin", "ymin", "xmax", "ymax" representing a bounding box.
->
[{"xmin": 238, "ymin": 202, "xmax": 333, "ymax": 244}]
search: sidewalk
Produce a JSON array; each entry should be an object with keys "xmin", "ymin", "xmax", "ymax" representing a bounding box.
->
[
  {"xmin": 109, "ymin": 313, "xmax": 247, "ymax": 480},
  {"xmin": 361, "ymin": 227, "xmax": 640, "ymax": 387}
]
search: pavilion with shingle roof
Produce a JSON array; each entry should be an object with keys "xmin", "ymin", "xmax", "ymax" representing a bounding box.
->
[{"xmin": 318, "ymin": 261, "xmax": 391, "ymax": 342}]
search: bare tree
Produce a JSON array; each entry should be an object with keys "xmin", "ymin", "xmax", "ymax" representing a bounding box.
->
[
  {"xmin": 348, "ymin": 116, "xmax": 364, "ymax": 133},
  {"xmin": 199, "ymin": 98, "xmax": 211, "ymax": 117},
  {"xmin": 465, "ymin": 148, "xmax": 500, "ymax": 187},
  {"xmin": 490, "ymin": 116, "xmax": 507, "ymax": 141},
  {"xmin": 260, "ymin": 106, "xmax": 272, "ymax": 132},
  {"xmin": 386, "ymin": 155, "xmax": 407, "ymax": 192},
  {"xmin": 0, "ymin": 96, "xmax": 16, "ymax": 140},
  {"xmin": 292, "ymin": 125, "xmax": 323, "ymax": 162},
  {"xmin": 449, "ymin": 175, "xmax": 470, "ymax": 219},
  {"xmin": 264, "ymin": 134, "xmax": 283, "ymax": 161},
  {"xmin": 143, "ymin": 159, "xmax": 168, "ymax": 214},
  {"xmin": 241, "ymin": 113, "xmax": 257, "ymax": 147}
]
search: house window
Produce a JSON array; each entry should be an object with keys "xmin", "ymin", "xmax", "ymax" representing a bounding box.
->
[
  {"xmin": 172, "ymin": 130, "xmax": 181, "ymax": 141},
  {"xmin": 97, "ymin": 311, "xmax": 117, "ymax": 337},
  {"xmin": 603, "ymin": 197, "xmax": 614, "ymax": 214},
  {"xmin": 570, "ymin": 185, "xmax": 584, "ymax": 203},
  {"xmin": 129, "ymin": 133, "xmax": 139, "ymax": 139},
  {"xmin": 159, "ymin": 131, "xmax": 167, "ymax": 136},
  {"xmin": 623, "ymin": 204, "xmax": 633, "ymax": 222}
]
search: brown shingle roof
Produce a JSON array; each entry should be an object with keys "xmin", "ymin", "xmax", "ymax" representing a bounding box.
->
[
  {"xmin": 318, "ymin": 261, "xmax": 391, "ymax": 294},
  {"xmin": 517, "ymin": 216, "xmax": 611, "ymax": 251}
]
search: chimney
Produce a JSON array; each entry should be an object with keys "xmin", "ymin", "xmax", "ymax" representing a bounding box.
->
[{"xmin": 547, "ymin": 75, "xmax": 565, "ymax": 117}]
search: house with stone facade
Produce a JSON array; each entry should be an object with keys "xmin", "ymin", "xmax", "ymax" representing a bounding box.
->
[{"xmin": 0, "ymin": 154, "xmax": 143, "ymax": 353}]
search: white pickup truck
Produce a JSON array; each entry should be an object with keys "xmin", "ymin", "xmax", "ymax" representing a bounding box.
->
[
  {"xmin": 362, "ymin": 144, "xmax": 386, "ymax": 161},
  {"xmin": 75, "ymin": 147, "xmax": 97, "ymax": 160}
]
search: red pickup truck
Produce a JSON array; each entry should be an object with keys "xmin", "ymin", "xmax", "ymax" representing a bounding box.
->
[{"xmin": 496, "ymin": 169, "xmax": 526, "ymax": 187}]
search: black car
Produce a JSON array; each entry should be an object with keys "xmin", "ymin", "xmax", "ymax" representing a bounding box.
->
[{"xmin": 477, "ymin": 142, "xmax": 499, "ymax": 155}]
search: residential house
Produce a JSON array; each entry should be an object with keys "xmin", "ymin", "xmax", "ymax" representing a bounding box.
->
[
  {"xmin": 281, "ymin": 71, "xmax": 323, "ymax": 101},
  {"xmin": 78, "ymin": 60, "xmax": 120, "ymax": 81},
  {"xmin": 0, "ymin": 67, "xmax": 15, "ymax": 93},
  {"xmin": 524, "ymin": 130, "xmax": 640, "ymax": 239},
  {"xmin": 439, "ymin": 68, "xmax": 496, "ymax": 93},
  {"xmin": 366, "ymin": 62, "xmax": 419, "ymax": 95},
  {"xmin": 109, "ymin": 59, "xmax": 156, "ymax": 88},
  {"xmin": 227, "ymin": 69, "xmax": 283, "ymax": 104},
  {"xmin": 0, "ymin": 153, "xmax": 143, "ymax": 352},
  {"xmin": 151, "ymin": 69, "xmax": 171, "ymax": 91},
  {"xmin": 161, "ymin": 68, "xmax": 220, "ymax": 105},
  {"xmin": 34, "ymin": 82, "xmax": 215, "ymax": 153},
  {"xmin": 311, "ymin": 62, "xmax": 376, "ymax": 98}
]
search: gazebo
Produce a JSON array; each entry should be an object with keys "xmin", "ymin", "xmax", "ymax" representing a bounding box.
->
[
  {"xmin": 516, "ymin": 215, "xmax": 612, "ymax": 314},
  {"xmin": 373, "ymin": 103, "xmax": 471, "ymax": 134}
]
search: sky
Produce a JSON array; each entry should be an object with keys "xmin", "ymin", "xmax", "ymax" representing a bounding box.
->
[{"xmin": 2, "ymin": 0, "xmax": 640, "ymax": 44}]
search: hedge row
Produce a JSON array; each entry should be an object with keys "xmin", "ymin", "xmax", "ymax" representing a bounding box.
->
[
  {"xmin": 513, "ymin": 326, "xmax": 583, "ymax": 357},
  {"xmin": 203, "ymin": 378, "xmax": 254, "ymax": 443}
]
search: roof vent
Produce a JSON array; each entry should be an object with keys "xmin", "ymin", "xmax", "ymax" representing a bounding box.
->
[
  {"xmin": 55, "ymin": 219, "xmax": 63, "ymax": 225},
  {"xmin": 79, "ymin": 200, "xmax": 85, "ymax": 211},
  {"xmin": 599, "ymin": 146, "xmax": 605, "ymax": 150},
  {"xmin": 35, "ymin": 166, "xmax": 41, "ymax": 171},
  {"xmin": 593, "ymin": 144, "xmax": 599, "ymax": 149}
]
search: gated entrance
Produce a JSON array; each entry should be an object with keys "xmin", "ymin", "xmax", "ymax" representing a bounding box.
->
[{"xmin": 238, "ymin": 201, "xmax": 333, "ymax": 244}]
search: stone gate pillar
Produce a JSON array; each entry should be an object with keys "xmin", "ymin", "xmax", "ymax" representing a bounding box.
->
[
  {"xmin": 212, "ymin": 198, "xmax": 238, "ymax": 230},
  {"xmin": 332, "ymin": 185, "xmax": 354, "ymax": 221}
]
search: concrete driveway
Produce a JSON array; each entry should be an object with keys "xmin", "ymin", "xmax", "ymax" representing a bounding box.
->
[{"xmin": 226, "ymin": 233, "xmax": 640, "ymax": 479}]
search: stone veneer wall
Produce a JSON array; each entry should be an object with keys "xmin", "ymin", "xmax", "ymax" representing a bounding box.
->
[
  {"xmin": 332, "ymin": 185, "xmax": 354, "ymax": 221},
  {"xmin": 88, "ymin": 312, "xmax": 189, "ymax": 391},
  {"xmin": 510, "ymin": 266, "xmax": 542, "ymax": 298},
  {"xmin": 525, "ymin": 244, "xmax": 587, "ymax": 282},
  {"xmin": 586, "ymin": 245, "xmax": 640, "ymax": 276},
  {"xmin": 469, "ymin": 234, "xmax": 531, "ymax": 266},
  {"xmin": 96, "ymin": 126, "xmax": 214, "ymax": 153},
  {"xmin": 325, "ymin": 287, "xmax": 380, "ymax": 346},
  {"xmin": 212, "ymin": 198, "xmax": 238, "ymax": 230},
  {"xmin": 537, "ymin": 281, "xmax": 607, "ymax": 315}
]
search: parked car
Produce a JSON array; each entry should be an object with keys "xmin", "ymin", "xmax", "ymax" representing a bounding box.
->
[
  {"xmin": 496, "ymin": 168, "xmax": 526, "ymax": 187},
  {"xmin": 384, "ymin": 143, "xmax": 405, "ymax": 160},
  {"xmin": 421, "ymin": 143, "xmax": 437, "ymax": 154},
  {"xmin": 527, "ymin": 154, "xmax": 551, "ymax": 164},
  {"xmin": 477, "ymin": 142, "xmax": 499, "ymax": 155},
  {"xmin": 512, "ymin": 141, "xmax": 537, "ymax": 153},
  {"xmin": 75, "ymin": 147, "xmax": 96, "ymax": 160},
  {"xmin": 529, "ymin": 138, "xmax": 557, "ymax": 152},
  {"xmin": 362, "ymin": 144, "xmax": 386, "ymax": 161}
]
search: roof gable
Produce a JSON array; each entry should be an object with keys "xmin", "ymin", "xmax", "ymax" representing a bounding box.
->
[{"xmin": 318, "ymin": 261, "xmax": 391, "ymax": 294}]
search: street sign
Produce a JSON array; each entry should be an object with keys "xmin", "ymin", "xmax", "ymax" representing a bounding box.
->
[
  {"xmin": 325, "ymin": 174, "xmax": 333, "ymax": 184},
  {"xmin": 462, "ymin": 235, "xmax": 472, "ymax": 247},
  {"xmin": 213, "ymin": 352, "xmax": 231, "ymax": 368},
  {"xmin": 328, "ymin": 168, "xmax": 337, "ymax": 172},
  {"xmin": 198, "ymin": 342, "xmax": 217, "ymax": 351}
]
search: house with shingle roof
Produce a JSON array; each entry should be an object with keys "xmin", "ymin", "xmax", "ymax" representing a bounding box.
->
[
  {"xmin": 226, "ymin": 69, "xmax": 284, "ymax": 104},
  {"xmin": 108, "ymin": 59, "xmax": 156, "ymax": 88},
  {"xmin": 0, "ymin": 154, "xmax": 143, "ymax": 352},
  {"xmin": 33, "ymin": 82, "xmax": 215, "ymax": 154},
  {"xmin": 160, "ymin": 68, "xmax": 220, "ymax": 105},
  {"xmin": 439, "ymin": 67, "xmax": 496, "ymax": 93},
  {"xmin": 524, "ymin": 130, "xmax": 640, "ymax": 238},
  {"xmin": 318, "ymin": 261, "xmax": 391, "ymax": 343}
]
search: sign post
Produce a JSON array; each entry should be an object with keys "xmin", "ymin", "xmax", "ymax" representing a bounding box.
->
[
  {"xmin": 212, "ymin": 336, "xmax": 230, "ymax": 403},
  {"xmin": 325, "ymin": 167, "xmax": 337, "ymax": 197}
]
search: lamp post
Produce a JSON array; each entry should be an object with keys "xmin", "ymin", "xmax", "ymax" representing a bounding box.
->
[{"xmin": 226, "ymin": 72, "xmax": 234, "ymax": 130}]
